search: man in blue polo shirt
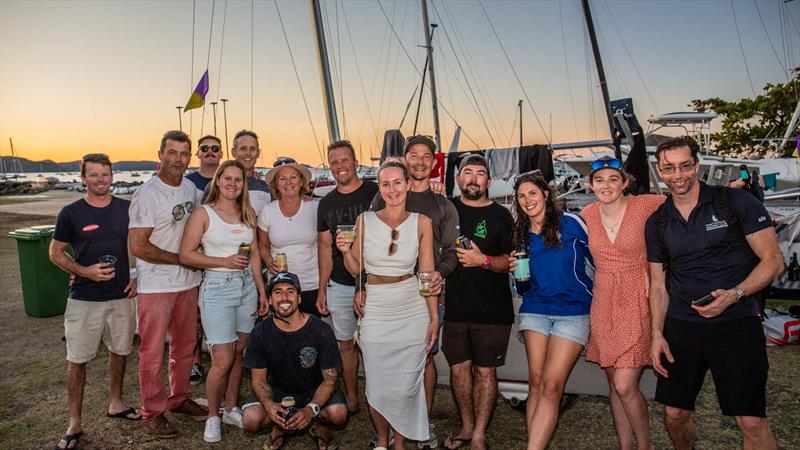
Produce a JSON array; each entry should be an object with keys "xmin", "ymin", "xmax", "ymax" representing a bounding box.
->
[{"xmin": 645, "ymin": 136, "xmax": 784, "ymax": 450}]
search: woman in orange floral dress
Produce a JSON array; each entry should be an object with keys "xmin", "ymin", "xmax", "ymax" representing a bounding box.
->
[{"xmin": 581, "ymin": 157, "xmax": 664, "ymax": 450}]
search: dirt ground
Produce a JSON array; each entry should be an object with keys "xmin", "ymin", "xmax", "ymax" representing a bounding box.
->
[{"xmin": 0, "ymin": 209, "xmax": 798, "ymax": 449}]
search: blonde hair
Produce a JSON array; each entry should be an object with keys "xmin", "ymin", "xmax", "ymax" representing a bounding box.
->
[
  {"xmin": 268, "ymin": 165, "xmax": 309, "ymax": 200},
  {"xmin": 204, "ymin": 160, "xmax": 257, "ymax": 228}
]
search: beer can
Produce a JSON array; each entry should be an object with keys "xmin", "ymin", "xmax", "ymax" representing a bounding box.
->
[
  {"xmin": 276, "ymin": 253, "xmax": 288, "ymax": 272},
  {"xmin": 456, "ymin": 235, "xmax": 472, "ymax": 250},
  {"xmin": 281, "ymin": 396, "xmax": 296, "ymax": 420},
  {"xmin": 238, "ymin": 242, "xmax": 252, "ymax": 258}
]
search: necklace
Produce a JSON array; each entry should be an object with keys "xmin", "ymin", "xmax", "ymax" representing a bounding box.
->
[{"xmin": 599, "ymin": 200, "xmax": 627, "ymax": 234}]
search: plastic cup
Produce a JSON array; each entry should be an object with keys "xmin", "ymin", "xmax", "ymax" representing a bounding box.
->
[
  {"xmin": 418, "ymin": 270, "xmax": 433, "ymax": 297},
  {"xmin": 338, "ymin": 224, "xmax": 355, "ymax": 244},
  {"xmin": 99, "ymin": 255, "xmax": 117, "ymax": 268}
]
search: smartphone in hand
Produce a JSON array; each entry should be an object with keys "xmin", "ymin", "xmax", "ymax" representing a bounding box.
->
[{"xmin": 692, "ymin": 293, "xmax": 714, "ymax": 307}]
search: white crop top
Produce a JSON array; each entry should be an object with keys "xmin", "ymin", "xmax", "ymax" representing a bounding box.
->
[
  {"xmin": 362, "ymin": 211, "xmax": 419, "ymax": 277},
  {"xmin": 201, "ymin": 205, "xmax": 254, "ymax": 272}
]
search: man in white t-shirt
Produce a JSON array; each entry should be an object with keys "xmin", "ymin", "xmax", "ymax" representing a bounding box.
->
[
  {"xmin": 231, "ymin": 129, "xmax": 271, "ymax": 214},
  {"xmin": 129, "ymin": 130, "xmax": 207, "ymax": 438}
]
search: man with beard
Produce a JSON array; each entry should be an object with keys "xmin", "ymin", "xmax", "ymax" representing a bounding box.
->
[
  {"xmin": 242, "ymin": 272, "xmax": 348, "ymax": 449},
  {"xmin": 645, "ymin": 136, "xmax": 784, "ymax": 450},
  {"xmin": 440, "ymin": 154, "xmax": 513, "ymax": 450},
  {"xmin": 129, "ymin": 130, "xmax": 207, "ymax": 437},
  {"xmin": 370, "ymin": 135, "xmax": 459, "ymax": 448},
  {"xmin": 231, "ymin": 129, "xmax": 272, "ymax": 214},
  {"xmin": 315, "ymin": 139, "xmax": 378, "ymax": 416},
  {"xmin": 49, "ymin": 153, "xmax": 140, "ymax": 450}
]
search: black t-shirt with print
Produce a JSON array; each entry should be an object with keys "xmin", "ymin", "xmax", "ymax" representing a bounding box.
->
[
  {"xmin": 317, "ymin": 181, "xmax": 378, "ymax": 286},
  {"xmin": 445, "ymin": 197, "xmax": 515, "ymax": 324},
  {"xmin": 244, "ymin": 315, "xmax": 342, "ymax": 396}
]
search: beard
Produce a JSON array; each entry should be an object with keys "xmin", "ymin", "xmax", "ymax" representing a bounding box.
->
[
  {"xmin": 461, "ymin": 183, "xmax": 486, "ymax": 200},
  {"xmin": 273, "ymin": 303, "xmax": 299, "ymax": 319}
]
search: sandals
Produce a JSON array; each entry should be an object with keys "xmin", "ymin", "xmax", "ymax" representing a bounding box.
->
[
  {"xmin": 106, "ymin": 407, "xmax": 142, "ymax": 420},
  {"xmin": 54, "ymin": 432, "xmax": 82, "ymax": 450},
  {"xmin": 309, "ymin": 426, "xmax": 339, "ymax": 450},
  {"xmin": 443, "ymin": 434, "xmax": 472, "ymax": 450},
  {"xmin": 263, "ymin": 431, "xmax": 287, "ymax": 450}
]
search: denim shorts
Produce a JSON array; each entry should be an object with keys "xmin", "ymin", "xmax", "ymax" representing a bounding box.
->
[
  {"xmin": 326, "ymin": 281, "xmax": 357, "ymax": 341},
  {"xmin": 518, "ymin": 313, "xmax": 590, "ymax": 346},
  {"xmin": 199, "ymin": 269, "xmax": 258, "ymax": 347}
]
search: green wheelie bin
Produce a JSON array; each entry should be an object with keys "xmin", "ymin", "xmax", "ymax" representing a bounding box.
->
[{"xmin": 8, "ymin": 225, "xmax": 70, "ymax": 317}]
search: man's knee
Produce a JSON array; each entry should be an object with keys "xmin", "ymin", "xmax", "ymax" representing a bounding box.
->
[
  {"xmin": 320, "ymin": 405, "xmax": 348, "ymax": 427},
  {"xmin": 450, "ymin": 360, "xmax": 472, "ymax": 377},
  {"xmin": 242, "ymin": 406, "xmax": 267, "ymax": 432},
  {"xmin": 474, "ymin": 366, "xmax": 497, "ymax": 384},
  {"xmin": 664, "ymin": 406, "xmax": 692, "ymax": 425},
  {"xmin": 735, "ymin": 416, "xmax": 770, "ymax": 437}
]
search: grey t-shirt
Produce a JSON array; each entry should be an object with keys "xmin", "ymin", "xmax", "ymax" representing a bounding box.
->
[{"xmin": 371, "ymin": 188, "xmax": 460, "ymax": 278}]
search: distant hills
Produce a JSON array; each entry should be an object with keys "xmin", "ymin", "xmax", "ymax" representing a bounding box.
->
[{"xmin": 1, "ymin": 157, "xmax": 158, "ymax": 173}]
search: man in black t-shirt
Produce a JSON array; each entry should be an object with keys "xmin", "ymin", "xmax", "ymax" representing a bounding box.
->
[
  {"xmin": 49, "ymin": 154, "xmax": 139, "ymax": 450},
  {"xmin": 645, "ymin": 137, "xmax": 784, "ymax": 450},
  {"xmin": 242, "ymin": 272, "xmax": 347, "ymax": 449},
  {"xmin": 315, "ymin": 139, "xmax": 378, "ymax": 415},
  {"xmin": 442, "ymin": 154, "xmax": 513, "ymax": 450}
]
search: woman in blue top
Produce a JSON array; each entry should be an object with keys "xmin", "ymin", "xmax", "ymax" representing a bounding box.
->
[{"xmin": 509, "ymin": 173, "xmax": 593, "ymax": 450}]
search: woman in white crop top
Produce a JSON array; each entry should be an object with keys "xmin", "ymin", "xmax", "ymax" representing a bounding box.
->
[
  {"xmin": 336, "ymin": 161, "xmax": 438, "ymax": 449},
  {"xmin": 179, "ymin": 160, "xmax": 267, "ymax": 442}
]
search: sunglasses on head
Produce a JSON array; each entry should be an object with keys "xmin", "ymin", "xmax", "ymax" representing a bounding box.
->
[
  {"xmin": 274, "ymin": 157, "xmax": 298, "ymax": 167},
  {"xmin": 591, "ymin": 158, "xmax": 622, "ymax": 171},
  {"xmin": 200, "ymin": 145, "xmax": 221, "ymax": 153}
]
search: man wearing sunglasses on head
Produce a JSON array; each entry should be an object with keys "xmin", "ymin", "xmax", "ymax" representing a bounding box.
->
[{"xmin": 186, "ymin": 135, "xmax": 223, "ymax": 205}]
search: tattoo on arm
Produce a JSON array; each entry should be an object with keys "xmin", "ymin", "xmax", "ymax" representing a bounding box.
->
[
  {"xmin": 309, "ymin": 368, "xmax": 339, "ymax": 407},
  {"xmin": 254, "ymin": 377, "xmax": 274, "ymax": 408}
]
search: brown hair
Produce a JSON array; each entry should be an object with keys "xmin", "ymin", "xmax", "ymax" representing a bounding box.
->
[
  {"xmin": 655, "ymin": 135, "xmax": 700, "ymax": 164},
  {"xmin": 269, "ymin": 166, "xmax": 309, "ymax": 200},
  {"xmin": 512, "ymin": 173, "xmax": 561, "ymax": 249},
  {"xmin": 198, "ymin": 134, "xmax": 222, "ymax": 146},
  {"xmin": 327, "ymin": 139, "xmax": 356, "ymax": 160},
  {"xmin": 232, "ymin": 129, "xmax": 259, "ymax": 150},
  {"xmin": 205, "ymin": 160, "xmax": 257, "ymax": 228},
  {"xmin": 160, "ymin": 130, "xmax": 191, "ymax": 152},
  {"xmin": 80, "ymin": 153, "xmax": 112, "ymax": 177}
]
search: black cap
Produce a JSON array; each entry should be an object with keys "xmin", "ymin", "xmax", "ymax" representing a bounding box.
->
[
  {"xmin": 404, "ymin": 135, "xmax": 436, "ymax": 155},
  {"xmin": 267, "ymin": 272, "xmax": 302, "ymax": 296}
]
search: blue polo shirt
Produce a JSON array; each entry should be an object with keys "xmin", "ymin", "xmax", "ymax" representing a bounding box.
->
[
  {"xmin": 645, "ymin": 183, "xmax": 773, "ymax": 323},
  {"xmin": 517, "ymin": 212, "xmax": 594, "ymax": 316}
]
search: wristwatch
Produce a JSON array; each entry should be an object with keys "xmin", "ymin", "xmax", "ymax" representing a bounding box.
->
[
  {"xmin": 734, "ymin": 287, "xmax": 746, "ymax": 302},
  {"xmin": 307, "ymin": 402, "xmax": 321, "ymax": 417}
]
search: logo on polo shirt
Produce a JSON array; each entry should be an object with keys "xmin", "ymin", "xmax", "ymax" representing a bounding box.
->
[
  {"xmin": 82, "ymin": 224, "xmax": 100, "ymax": 232},
  {"xmin": 705, "ymin": 213, "xmax": 728, "ymax": 232},
  {"xmin": 758, "ymin": 215, "xmax": 767, "ymax": 222}
]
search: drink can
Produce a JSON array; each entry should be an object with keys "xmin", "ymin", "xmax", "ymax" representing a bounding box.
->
[
  {"xmin": 513, "ymin": 251, "xmax": 530, "ymax": 282},
  {"xmin": 238, "ymin": 242, "xmax": 252, "ymax": 258},
  {"xmin": 456, "ymin": 235, "xmax": 472, "ymax": 250},
  {"xmin": 276, "ymin": 253, "xmax": 288, "ymax": 272},
  {"xmin": 281, "ymin": 396, "xmax": 296, "ymax": 420}
]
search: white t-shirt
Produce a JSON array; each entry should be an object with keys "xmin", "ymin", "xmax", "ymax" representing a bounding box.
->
[
  {"xmin": 247, "ymin": 177, "xmax": 272, "ymax": 216},
  {"xmin": 129, "ymin": 176, "xmax": 202, "ymax": 293},
  {"xmin": 257, "ymin": 199, "xmax": 319, "ymax": 291}
]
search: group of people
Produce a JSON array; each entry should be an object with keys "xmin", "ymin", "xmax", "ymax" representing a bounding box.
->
[{"xmin": 48, "ymin": 129, "xmax": 784, "ymax": 450}]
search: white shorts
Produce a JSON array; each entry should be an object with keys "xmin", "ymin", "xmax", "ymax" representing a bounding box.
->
[
  {"xmin": 325, "ymin": 281, "xmax": 357, "ymax": 341},
  {"xmin": 64, "ymin": 297, "xmax": 136, "ymax": 363}
]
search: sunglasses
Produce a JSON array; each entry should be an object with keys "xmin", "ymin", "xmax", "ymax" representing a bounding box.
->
[
  {"xmin": 591, "ymin": 158, "xmax": 622, "ymax": 171},
  {"xmin": 200, "ymin": 145, "xmax": 221, "ymax": 153},
  {"xmin": 388, "ymin": 229, "xmax": 399, "ymax": 256},
  {"xmin": 274, "ymin": 157, "xmax": 298, "ymax": 167}
]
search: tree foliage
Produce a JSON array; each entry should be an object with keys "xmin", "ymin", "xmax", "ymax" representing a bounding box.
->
[{"xmin": 691, "ymin": 68, "xmax": 799, "ymax": 157}]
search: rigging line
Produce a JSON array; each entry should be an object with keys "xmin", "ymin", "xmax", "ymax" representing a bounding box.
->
[
  {"xmin": 754, "ymin": 0, "xmax": 788, "ymax": 77},
  {"xmin": 215, "ymin": 0, "xmax": 228, "ymax": 101},
  {"xmin": 341, "ymin": 1, "xmax": 380, "ymax": 147},
  {"xmin": 585, "ymin": 26, "xmax": 597, "ymax": 140},
  {"xmin": 335, "ymin": 0, "xmax": 348, "ymax": 137},
  {"xmin": 386, "ymin": 0, "xmax": 410, "ymax": 134},
  {"xmin": 322, "ymin": 0, "xmax": 347, "ymax": 138},
  {"xmin": 359, "ymin": 0, "xmax": 395, "ymax": 151},
  {"xmin": 599, "ymin": 0, "xmax": 660, "ymax": 114},
  {"xmin": 375, "ymin": 0, "xmax": 481, "ymax": 149},
  {"xmin": 250, "ymin": 0, "xmax": 254, "ymax": 129},
  {"xmin": 429, "ymin": 1, "xmax": 497, "ymax": 147},
  {"xmin": 190, "ymin": 0, "xmax": 196, "ymax": 136},
  {"xmin": 559, "ymin": 1, "xmax": 580, "ymax": 141},
  {"xmin": 477, "ymin": 0, "xmax": 550, "ymax": 144},
  {"xmin": 508, "ymin": 103, "xmax": 519, "ymax": 148},
  {"xmin": 375, "ymin": 0, "xmax": 401, "ymax": 137},
  {"xmin": 272, "ymin": 0, "xmax": 324, "ymax": 164},
  {"xmin": 200, "ymin": 0, "xmax": 216, "ymax": 137},
  {"xmin": 730, "ymin": 0, "xmax": 757, "ymax": 97},
  {"xmin": 435, "ymin": 0, "xmax": 509, "ymax": 145}
]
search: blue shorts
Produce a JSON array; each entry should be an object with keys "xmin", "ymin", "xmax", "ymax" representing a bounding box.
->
[
  {"xmin": 517, "ymin": 313, "xmax": 590, "ymax": 346},
  {"xmin": 199, "ymin": 269, "xmax": 258, "ymax": 347}
]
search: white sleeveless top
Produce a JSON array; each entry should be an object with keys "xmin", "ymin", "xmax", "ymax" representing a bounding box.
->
[
  {"xmin": 201, "ymin": 204, "xmax": 254, "ymax": 272},
  {"xmin": 362, "ymin": 211, "xmax": 419, "ymax": 277}
]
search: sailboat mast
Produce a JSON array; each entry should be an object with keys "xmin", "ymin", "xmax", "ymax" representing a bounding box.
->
[
  {"xmin": 420, "ymin": 0, "xmax": 442, "ymax": 152},
  {"xmin": 518, "ymin": 99, "xmax": 523, "ymax": 147},
  {"xmin": 309, "ymin": 0, "xmax": 340, "ymax": 143},
  {"xmin": 581, "ymin": 0, "xmax": 614, "ymax": 138}
]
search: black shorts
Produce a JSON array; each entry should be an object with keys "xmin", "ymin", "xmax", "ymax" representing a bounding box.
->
[
  {"xmin": 655, "ymin": 316, "xmax": 768, "ymax": 417},
  {"xmin": 242, "ymin": 387, "xmax": 347, "ymax": 412},
  {"xmin": 441, "ymin": 321, "xmax": 512, "ymax": 367},
  {"xmin": 299, "ymin": 289, "xmax": 321, "ymax": 317}
]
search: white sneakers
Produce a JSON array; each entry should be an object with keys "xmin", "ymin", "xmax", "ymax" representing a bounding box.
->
[
  {"xmin": 222, "ymin": 407, "xmax": 244, "ymax": 429},
  {"xmin": 203, "ymin": 416, "xmax": 221, "ymax": 443},
  {"xmin": 417, "ymin": 423, "xmax": 438, "ymax": 449}
]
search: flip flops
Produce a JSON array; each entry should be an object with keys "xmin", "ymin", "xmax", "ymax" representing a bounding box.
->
[
  {"xmin": 106, "ymin": 407, "xmax": 142, "ymax": 420},
  {"xmin": 54, "ymin": 432, "xmax": 82, "ymax": 450},
  {"xmin": 263, "ymin": 431, "xmax": 287, "ymax": 450},
  {"xmin": 443, "ymin": 434, "xmax": 472, "ymax": 450}
]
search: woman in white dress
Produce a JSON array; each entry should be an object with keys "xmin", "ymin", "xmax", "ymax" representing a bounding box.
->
[{"xmin": 337, "ymin": 161, "xmax": 438, "ymax": 450}]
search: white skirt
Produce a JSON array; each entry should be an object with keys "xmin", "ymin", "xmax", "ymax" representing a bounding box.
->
[{"xmin": 361, "ymin": 276, "xmax": 430, "ymax": 440}]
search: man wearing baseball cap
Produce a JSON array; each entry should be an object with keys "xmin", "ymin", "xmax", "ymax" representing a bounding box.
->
[{"xmin": 242, "ymin": 272, "xmax": 348, "ymax": 449}]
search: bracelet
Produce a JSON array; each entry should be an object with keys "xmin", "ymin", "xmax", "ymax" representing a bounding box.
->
[{"xmin": 481, "ymin": 255, "xmax": 492, "ymax": 270}]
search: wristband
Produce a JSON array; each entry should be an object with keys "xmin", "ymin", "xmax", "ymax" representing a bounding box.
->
[{"xmin": 481, "ymin": 255, "xmax": 492, "ymax": 270}]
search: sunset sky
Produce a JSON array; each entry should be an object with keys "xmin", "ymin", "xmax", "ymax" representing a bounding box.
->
[{"xmin": 1, "ymin": 0, "xmax": 796, "ymax": 166}]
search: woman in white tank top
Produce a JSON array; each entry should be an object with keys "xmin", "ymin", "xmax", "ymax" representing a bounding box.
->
[
  {"xmin": 179, "ymin": 160, "xmax": 268, "ymax": 443},
  {"xmin": 336, "ymin": 161, "xmax": 439, "ymax": 449}
]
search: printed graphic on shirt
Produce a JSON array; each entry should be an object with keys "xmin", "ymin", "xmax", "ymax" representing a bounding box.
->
[
  {"xmin": 474, "ymin": 219, "xmax": 487, "ymax": 238},
  {"xmin": 171, "ymin": 201, "xmax": 195, "ymax": 221},
  {"xmin": 299, "ymin": 346, "xmax": 318, "ymax": 369},
  {"xmin": 705, "ymin": 213, "xmax": 728, "ymax": 232}
]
